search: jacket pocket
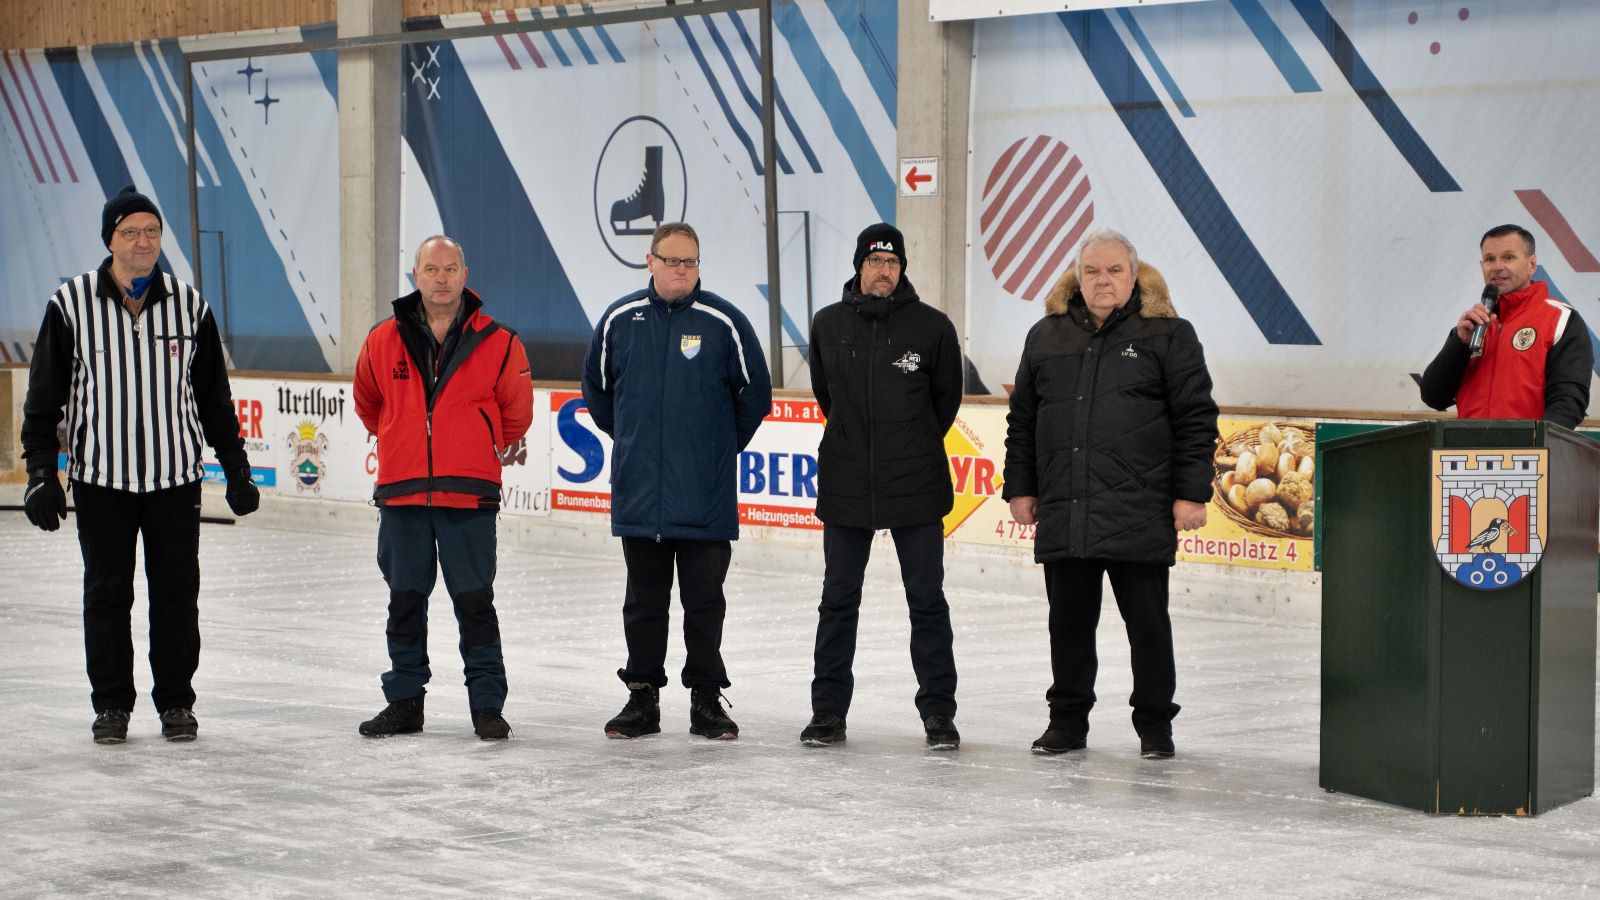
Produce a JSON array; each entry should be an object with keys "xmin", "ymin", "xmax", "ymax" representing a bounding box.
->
[
  {"xmin": 478, "ymin": 408, "xmax": 500, "ymax": 455},
  {"xmin": 1108, "ymin": 451, "xmax": 1147, "ymax": 489}
]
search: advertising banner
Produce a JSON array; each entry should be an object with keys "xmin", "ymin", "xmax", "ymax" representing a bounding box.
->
[
  {"xmin": 1177, "ymin": 419, "xmax": 1315, "ymax": 571},
  {"xmin": 201, "ymin": 378, "xmax": 279, "ymax": 489},
  {"xmin": 271, "ymin": 380, "xmax": 374, "ymax": 503},
  {"xmin": 499, "ymin": 388, "xmax": 553, "ymax": 517}
]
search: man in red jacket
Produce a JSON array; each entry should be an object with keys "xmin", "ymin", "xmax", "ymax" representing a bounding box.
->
[
  {"xmin": 1421, "ymin": 224, "xmax": 1592, "ymax": 427},
  {"xmin": 351, "ymin": 235, "xmax": 533, "ymax": 740}
]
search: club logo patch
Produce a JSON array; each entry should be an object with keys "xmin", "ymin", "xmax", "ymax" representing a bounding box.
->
[
  {"xmin": 681, "ymin": 334, "xmax": 702, "ymax": 359},
  {"xmin": 892, "ymin": 351, "xmax": 921, "ymax": 373},
  {"xmin": 1120, "ymin": 343, "xmax": 1138, "ymax": 358},
  {"xmin": 1512, "ymin": 327, "xmax": 1537, "ymax": 351},
  {"xmin": 1430, "ymin": 449, "xmax": 1547, "ymax": 590}
]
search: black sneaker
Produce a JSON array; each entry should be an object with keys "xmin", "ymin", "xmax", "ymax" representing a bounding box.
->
[
  {"xmin": 1031, "ymin": 721, "xmax": 1088, "ymax": 754},
  {"xmin": 92, "ymin": 709, "xmax": 130, "ymax": 744},
  {"xmin": 359, "ymin": 691, "xmax": 425, "ymax": 737},
  {"xmin": 605, "ymin": 683, "xmax": 661, "ymax": 739},
  {"xmin": 923, "ymin": 714, "xmax": 960, "ymax": 751},
  {"xmin": 688, "ymin": 688, "xmax": 738, "ymax": 740},
  {"xmin": 159, "ymin": 708, "xmax": 198, "ymax": 742},
  {"xmin": 1139, "ymin": 732, "xmax": 1176, "ymax": 759},
  {"xmin": 800, "ymin": 712, "xmax": 846, "ymax": 746},
  {"xmin": 472, "ymin": 708, "xmax": 512, "ymax": 741}
]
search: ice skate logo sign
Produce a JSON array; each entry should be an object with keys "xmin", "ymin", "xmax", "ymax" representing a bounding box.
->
[
  {"xmin": 287, "ymin": 420, "xmax": 330, "ymax": 494},
  {"xmin": 892, "ymin": 351, "xmax": 921, "ymax": 373},
  {"xmin": 1430, "ymin": 449, "xmax": 1547, "ymax": 590},
  {"xmin": 594, "ymin": 116, "xmax": 688, "ymax": 269}
]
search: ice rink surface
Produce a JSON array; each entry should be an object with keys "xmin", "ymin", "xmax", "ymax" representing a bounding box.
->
[{"xmin": 2, "ymin": 516, "xmax": 1598, "ymax": 898}]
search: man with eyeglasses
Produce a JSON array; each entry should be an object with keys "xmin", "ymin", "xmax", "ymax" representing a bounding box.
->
[
  {"xmin": 800, "ymin": 223, "xmax": 964, "ymax": 750},
  {"xmin": 581, "ymin": 222, "xmax": 771, "ymax": 741},
  {"xmin": 21, "ymin": 184, "xmax": 260, "ymax": 744}
]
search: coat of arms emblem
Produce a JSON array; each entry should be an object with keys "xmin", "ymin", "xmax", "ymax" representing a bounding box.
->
[
  {"xmin": 287, "ymin": 421, "xmax": 330, "ymax": 493},
  {"xmin": 1430, "ymin": 449, "xmax": 1548, "ymax": 590}
]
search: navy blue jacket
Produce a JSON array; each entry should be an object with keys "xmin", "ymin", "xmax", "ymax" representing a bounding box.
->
[{"xmin": 581, "ymin": 281, "xmax": 772, "ymax": 541}]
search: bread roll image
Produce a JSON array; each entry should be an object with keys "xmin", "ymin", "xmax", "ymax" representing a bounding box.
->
[
  {"xmin": 1294, "ymin": 499, "xmax": 1315, "ymax": 536},
  {"xmin": 1255, "ymin": 501, "xmax": 1292, "ymax": 533},
  {"xmin": 1227, "ymin": 484, "xmax": 1250, "ymax": 514},
  {"xmin": 1276, "ymin": 476, "xmax": 1313, "ymax": 512},
  {"xmin": 1245, "ymin": 478, "xmax": 1276, "ymax": 511},
  {"xmin": 1235, "ymin": 450, "xmax": 1258, "ymax": 484},
  {"xmin": 1257, "ymin": 441, "xmax": 1279, "ymax": 476}
]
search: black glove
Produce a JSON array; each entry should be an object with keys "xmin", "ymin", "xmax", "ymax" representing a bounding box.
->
[
  {"xmin": 219, "ymin": 452, "xmax": 260, "ymax": 517},
  {"xmin": 24, "ymin": 466, "xmax": 67, "ymax": 532}
]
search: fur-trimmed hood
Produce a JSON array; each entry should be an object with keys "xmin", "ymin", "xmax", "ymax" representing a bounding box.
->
[{"xmin": 1043, "ymin": 262, "xmax": 1177, "ymax": 319}]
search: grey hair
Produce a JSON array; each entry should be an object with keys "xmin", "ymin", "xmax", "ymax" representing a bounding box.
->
[
  {"xmin": 414, "ymin": 234, "xmax": 466, "ymax": 269},
  {"xmin": 1075, "ymin": 228, "xmax": 1139, "ymax": 278}
]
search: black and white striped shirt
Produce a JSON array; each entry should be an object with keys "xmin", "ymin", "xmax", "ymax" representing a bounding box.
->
[{"xmin": 21, "ymin": 258, "xmax": 243, "ymax": 493}]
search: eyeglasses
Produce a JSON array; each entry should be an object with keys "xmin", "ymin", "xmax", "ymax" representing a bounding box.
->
[
  {"xmin": 863, "ymin": 255, "xmax": 901, "ymax": 269},
  {"xmin": 651, "ymin": 252, "xmax": 700, "ymax": 269},
  {"xmin": 116, "ymin": 225, "xmax": 163, "ymax": 242}
]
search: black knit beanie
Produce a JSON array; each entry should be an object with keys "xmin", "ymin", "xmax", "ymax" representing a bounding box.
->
[
  {"xmin": 852, "ymin": 223, "xmax": 907, "ymax": 274},
  {"xmin": 102, "ymin": 185, "xmax": 162, "ymax": 247}
]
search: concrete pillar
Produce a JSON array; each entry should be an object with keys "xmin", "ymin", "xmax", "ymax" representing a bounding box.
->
[
  {"xmin": 337, "ymin": 0, "xmax": 402, "ymax": 373},
  {"xmin": 895, "ymin": 1, "xmax": 973, "ymax": 336}
]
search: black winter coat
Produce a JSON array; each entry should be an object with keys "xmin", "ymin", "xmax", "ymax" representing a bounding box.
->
[
  {"xmin": 809, "ymin": 275, "xmax": 963, "ymax": 529},
  {"xmin": 1003, "ymin": 263, "xmax": 1218, "ymax": 565}
]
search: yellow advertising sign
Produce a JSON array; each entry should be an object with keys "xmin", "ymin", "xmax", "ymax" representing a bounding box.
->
[{"xmin": 1177, "ymin": 418, "xmax": 1315, "ymax": 571}]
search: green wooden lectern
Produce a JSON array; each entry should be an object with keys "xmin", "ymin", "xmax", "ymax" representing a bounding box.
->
[{"xmin": 1320, "ymin": 420, "xmax": 1598, "ymax": 815}]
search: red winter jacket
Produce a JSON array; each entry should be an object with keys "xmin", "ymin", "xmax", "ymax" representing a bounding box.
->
[
  {"xmin": 1420, "ymin": 281, "xmax": 1592, "ymax": 428},
  {"xmin": 354, "ymin": 290, "xmax": 533, "ymax": 508}
]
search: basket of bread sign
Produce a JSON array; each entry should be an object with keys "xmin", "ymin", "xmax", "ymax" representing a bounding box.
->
[{"xmin": 1212, "ymin": 422, "xmax": 1315, "ymax": 539}]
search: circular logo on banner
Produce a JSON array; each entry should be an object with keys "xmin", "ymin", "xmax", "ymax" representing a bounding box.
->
[
  {"xmin": 978, "ymin": 135, "xmax": 1095, "ymax": 303},
  {"xmin": 1512, "ymin": 327, "xmax": 1537, "ymax": 351},
  {"xmin": 593, "ymin": 116, "xmax": 688, "ymax": 269}
]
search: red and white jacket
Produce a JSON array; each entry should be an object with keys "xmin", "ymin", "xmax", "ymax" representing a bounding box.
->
[
  {"xmin": 1421, "ymin": 281, "xmax": 1592, "ymax": 428},
  {"xmin": 354, "ymin": 289, "xmax": 533, "ymax": 508}
]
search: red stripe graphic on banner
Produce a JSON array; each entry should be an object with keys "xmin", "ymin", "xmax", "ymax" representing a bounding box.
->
[
  {"xmin": 983, "ymin": 143, "xmax": 1066, "ymax": 259},
  {"xmin": 993, "ymin": 156, "xmax": 1082, "ymax": 277},
  {"xmin": 20, "ymin": 51, "xmax": 76, "ymax": 182},
  {"xmin": 982, "ymin": 136, "xmax": 1024, "ymax": 199},
  {"xmin": 0, "ymin": 57, "xmax": 44, "ymax": 182},
  {"xmin": 1005, "ymin": 178, "xmax": 1091, "ymax": 295},
  {"xmin": 1020, "ymin": 203, "xmax": 1094, "ymax": 303},
  {"xmin": 1515, "ymin": 189, "xmax": 1600, "ymax": 273},
  {"xmin": 482, "ymin": 13, "xmax": 524, "ymax": 70},
  {"xmin": 505, "ymin": 11, "xmax": 550, "ymax": 68},
  {"xmin": 978, "ymin": 136, "xmax": 1046, "ymax": 233}
]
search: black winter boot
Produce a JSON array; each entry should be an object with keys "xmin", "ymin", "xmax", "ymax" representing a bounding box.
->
[
  {"xmin": 159, "ymin": 708, "xmax": 198, "ymax": 742},
  {"xmin": 472, "ymin": 708, "xmax": 512, "ymax": 741},
  {"xmin": 923, "ymin": 714, "xmax": 960, "ymax": 751},
  {"xmin": 800, "ymin": 712, "xmax": 846, "ymax": 747},
  {"xmin": 92, "ymin": 709, "xmax": 130, "ymax": 744},
  {"xmin": 1032, "ymin": 718, "xmax": 1088, "ymax": 754},
  {"xmin": 689, "ymin": 688, "xmax": 738, "ymax": 740},
  {"xmin": 359, "ymin": 691, "xmax": 425, "ymax": 737},
  {"xmin": 605, "ymin": 683, "xmax": 661, "ymax": 739}
]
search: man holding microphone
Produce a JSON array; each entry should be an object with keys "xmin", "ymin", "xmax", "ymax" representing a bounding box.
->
[{"xmin": 1421, "ymin": 224, "xmax": 1591, "ymax": 426}]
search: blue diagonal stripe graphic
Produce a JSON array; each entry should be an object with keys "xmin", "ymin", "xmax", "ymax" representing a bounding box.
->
[
  {"xmin": 1288, "ymin": 0, "xmax": 1459, "ymax": 192},
  {"xmin": 526, "ymin": 8, "xmax": 574, "ymax": 67},
  {"xmin": 773, "ymin": 3, "xmax": 894, "ymax": 222},
  {"xmin": 553, "ymin": 6, "xmax": 600, "ymax": 66},
  {"xmin": 823, "ymin": 0, "xmax": 896, "ymax": 125},
  {"xmin": 700, "ymin": 15, "xmax": 797, "ymax": 174},
  {"xmin": 673, "ymin": 16, "xmax": 786, "ymax": 176},
  {"xmin": 1059, "ymin": 10, "xmax": 1320, "ymax": 345},
  {"xmin": 724, "ymin": 11, "xmax": 823, "ymax": 174},
  {"xmin": 1230, "ymin": 0, "xmax": 1320, "ymax": 93},
  {"xmin": 1116, "ymin": 9, "xmax": 1194, "ymax": 118},
  {"xmin": 43, "ymin": 48, "xmax": 134, "ymax": 199},
  {"xmin": 582, "ymin": 4, "xmax": 626, "ymax": 63}
]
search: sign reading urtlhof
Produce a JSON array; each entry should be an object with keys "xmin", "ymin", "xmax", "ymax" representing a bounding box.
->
[{"xmin": 1430, "ymin": 449, "xmax": 1549, "ymax": 590}]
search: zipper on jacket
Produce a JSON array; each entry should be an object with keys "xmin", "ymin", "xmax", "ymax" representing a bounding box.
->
[
  {"xmin": 866, "ymin": 318, "xmax": 878, "ymax": 528},
  {"xmin": 655, "ymin": 302, "xmax": 674, "ymax": 542}
]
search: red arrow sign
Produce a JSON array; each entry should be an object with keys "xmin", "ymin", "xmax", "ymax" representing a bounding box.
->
[{"xmin": 904, "ymin": 166, "xmax": 932, "ymax": 192}]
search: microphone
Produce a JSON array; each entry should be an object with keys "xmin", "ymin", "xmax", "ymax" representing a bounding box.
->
[{"xmin": 1468, "ymin": 284, "xmax": 1500, "ymax": 359}]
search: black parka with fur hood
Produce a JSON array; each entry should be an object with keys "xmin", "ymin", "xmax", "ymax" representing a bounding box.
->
[{"xmin": 1002, "ymin": 263, "xmax": 1219, "ymax": 565}]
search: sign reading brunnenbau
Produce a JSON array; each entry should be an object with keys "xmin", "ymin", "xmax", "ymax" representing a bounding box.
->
[{"xmin": 1431, "ymin": 449, "xmax": 1549, "ymax": 590}]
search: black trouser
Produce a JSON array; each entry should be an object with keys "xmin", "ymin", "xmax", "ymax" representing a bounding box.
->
[
  {"xmin": 617, "ymin": 537, "xmax": 732, "ymax": 691},
  {"xmin": 1043, "ymin": 559, "xmax": 1179, "ymax": 735},
  {"xmin": 376, "ymin": 506, "xmax": 506, "ymax": 711},
  {"xmin": 811, "ymin": 522, "xmax": 957, "ymax": 719},
  {"xmin": 72, "ymin": 479, "xmax": 203, "ymax": 714}
]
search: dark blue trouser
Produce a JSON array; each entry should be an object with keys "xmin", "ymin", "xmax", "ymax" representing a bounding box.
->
[
  {"xmin": 376, "ymin": 506, "xmax": 505, "ymax": 710},
  {"xmin": 811, "ymin": 522, "xmax": 957, "ymax": 719},
  {"xmin": 617, "ymin": 537, "xmax": 732, "ymax": 691}
]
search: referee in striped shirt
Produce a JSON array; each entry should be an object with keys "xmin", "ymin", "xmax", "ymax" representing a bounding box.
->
[{"xmin": 20, "ymin": 185, "xmax": 260, "ymax": 745}]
